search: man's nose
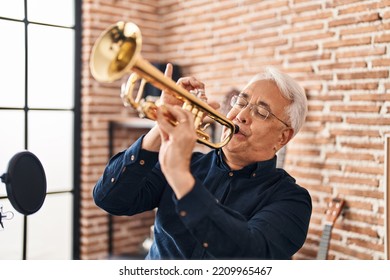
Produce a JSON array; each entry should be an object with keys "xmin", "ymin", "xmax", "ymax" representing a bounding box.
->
[{"xmin": 236, "ymin": 105, "xmax": 252, "ymax": 124}]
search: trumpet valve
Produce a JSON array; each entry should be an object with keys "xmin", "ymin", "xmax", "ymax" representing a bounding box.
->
[
  {"xmin": 194, "ymin": 110, "xmax": 204, "ymax": 129},
  {"xmin": 196, "ymin": 129, "xmax": 210, "ymax": 141},
  {"xmin": 139, "ymin": 100, "xmax": 157, "ymax": 120},
  {"xmin": 190, "ymin": 89, "xmax": 206, "ymax": 102}
]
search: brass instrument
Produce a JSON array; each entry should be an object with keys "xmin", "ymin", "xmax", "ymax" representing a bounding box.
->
[{"xmin": 89, "ymin": 21, "xmax": 238, "ymax": 149}]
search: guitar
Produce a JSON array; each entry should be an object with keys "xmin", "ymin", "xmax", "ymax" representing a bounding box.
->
[{"xmin": 316, "ymin": 198, "xmax": 345, "ymax": 260}]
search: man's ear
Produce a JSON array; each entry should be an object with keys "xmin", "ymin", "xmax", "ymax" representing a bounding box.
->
[{"xmin": 279, "ymin": 127, "xmax": 294, "ymax": 147}]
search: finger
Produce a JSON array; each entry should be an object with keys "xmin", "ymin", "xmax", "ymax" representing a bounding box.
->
[
  {"xmin": 160, "ymin": 63, "xmax": 182, "ymax": 106},
  {"xmin": 177, "ymin": 77, "xmax": 205, "ymax": 91},
  {"xmin": 156, "ymin": 106, "xmax": 173, "ymax": 141},
  {"xmin": 157, "ymin": 105, "xmax": 175, "ymax": 127},
  {"xmin": 209, "ymin": 100, "xmax": 221, "ymax": 110},
  {"xmin": 157, "ymin": 105, "xmax": 187, "ymax": 131},
  {"xmin": 189, "ymin": 77, "xmax": 205, "ymax": 90},
  {"xmin": 166, "ymin": 104, "xmax": 189, "ymax": 125},
  {"xmin": 181, "ymin": 109, "xmax": 195, "ymax": 125},
  {"xmin": 157, "ymin": 121, "xmax": 169, "ymax": 142},
  {"xmin": 164, "ymin": 63, "xmax": 173, "ymax": 79}
]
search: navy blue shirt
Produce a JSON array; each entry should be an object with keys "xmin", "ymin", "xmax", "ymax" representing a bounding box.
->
[{"xmin": 93, "ymin": 136, "xmax": 312, "ymax": 259}]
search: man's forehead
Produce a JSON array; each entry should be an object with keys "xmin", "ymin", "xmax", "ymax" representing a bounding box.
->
[
  {"xmin": 238, "ymin": 91, "xmax": 272, "ymax": 111},
  {"xmin": 245, "ymin": 79, "xmax": 277, "ymax": 90}
]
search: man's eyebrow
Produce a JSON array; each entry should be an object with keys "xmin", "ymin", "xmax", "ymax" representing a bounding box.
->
[
  {"xmin": 238, "ymin": 92, "xmax": 249, "ymax": 99},
  {"xmin": 238, "ymin": 92, "xmax": 272, "ymax": 112},
  {"xmin": 258, "ymin": 101, "xmax": 271, "ymax": 112}
]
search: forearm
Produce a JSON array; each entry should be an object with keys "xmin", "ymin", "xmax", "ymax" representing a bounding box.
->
[{"xmin": 93, "ymin": 136, "xmax": 164, "ymax": 215}]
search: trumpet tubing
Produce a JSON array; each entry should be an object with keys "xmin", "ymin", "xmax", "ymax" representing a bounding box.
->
[{"xmin": 90, "ymin": 21, "xmax": 237, "ymax": 149}]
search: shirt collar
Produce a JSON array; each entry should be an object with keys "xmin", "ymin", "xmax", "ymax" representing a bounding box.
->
[{"xmin": 215, "ymin": 149, "xmax": 277, "ymax": 177}]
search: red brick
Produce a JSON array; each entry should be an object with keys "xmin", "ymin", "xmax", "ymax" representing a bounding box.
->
[
  {"xmin": 329, "ymin": 243, "xmax": 374, "ymax": 260},
  {"xmin": 286, "ymin": 148, "xmax": 321, "ymax": 156},
  {"xmin": 347, "ymin": 117, "xmax": 390, "ymax": 125},
  {"xmin": 344, "ymin": 211, "xmax": 383, "ymax": 226},
  {"xmin": 337, "ymin": 70, "xmax": 389, "ymax": 80},
  {"xmin": 325, "ymin": 152, "xmax": 375, "ymax": 161},
  {"xmin": 282, "ymin": 23, "xmax": 324, "ymax": 34},
  {"xmin": 294, "ymin": 32, "xmax": 335, "ymax": 43},
  {"xmin": 319, "ymin": 61, "xmax": 367, "ymax": 71},
  {"xmin": 282, "ymin": 3, "xmax": 322, "ymax": 16},
  {"xmin": 307, "ymin": 105, "xmax": 324, "ymax": 111},
  {"xmin": 341, "ymin": 142, "xmax": 383, "ymax": 150},
  {"xmin": 350, "ymin": 94, "xmax": 390, "ymax": 101},
  {"xmin": 336, "ymin": 46, "xmax": 386, "ymax": 58},
  {"xmin": 305, "ymin": 115, "xmax": 343, "ymax": 123},
  {"xmin": 329, "ymin": 128, "xmax": 381, "ymax": 136},
  {"xmin": 295, "ymin": 160, "xmax": 341, "ymax": 171},
  {"xmin": 345, "ymin": 165, "xmax": 383, "ymax": 175},
  {"xmin": 291, "ymin": 11, "xmax": 333, "ymax": 24},
  {"xmin": 328, "ymin": 82, "xmax": 378, "ymax": 91},
  {"xmin": 340, "ymin": 22, "xmax": 390, "ymax": 36},
  {"xmin": 337, "ymin": 188, "xmax": 383, "ymax": 199},
  {"xmin": 329, "ymin": 13, "xmax": 380, "ymax": 27},
  {"xmin": 329, "ymin": 105, "xmax": 381, "ymax": 113},
  {"xmin": 329, "ymin": 175, "xmax": 379, "ymax": 187},
  {"xmin": 372, "ymin": 58, "xmax": 390, "ymax": 67},
  {"xmin": 307, "ymin": 94, "xmax": 344, "ymax": 101},
  {"xmin": 323, "ymin": 37, "xmax": 371, "ymax": 49},
  {"xmin": 374, "ymin": 33, "xmax": 390, "ymax": 43},
  {"xmin": 346, "ymin": 200, "xmax": 373, "ymax": 211},
  {"xmin": 328, "ymin": 0, "xmax": 366, "ymax": 7},
  {"xmin": 289, "ymin": 53, "xmax": 331, "ymax": 63},
  {"xmin": 334, "ymin": 223, "xmax": 379, "ymax": 238},
  {"xmin": 347, "ymin": 237, "xmax": 384, "ymax": 252}
]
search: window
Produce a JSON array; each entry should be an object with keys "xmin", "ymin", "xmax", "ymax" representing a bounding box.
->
[{"xmin": 0, "ymin": 0, "xmax": 80, "ymax": 259}]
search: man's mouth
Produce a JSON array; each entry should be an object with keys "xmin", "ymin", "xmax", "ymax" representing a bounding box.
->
[{"xmin": 234, "ymin": 125, "xmax": 248, "ymax": 137}]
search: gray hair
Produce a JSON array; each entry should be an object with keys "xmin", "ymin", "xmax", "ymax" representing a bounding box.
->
[{"xmin": 247, "ymin": 66, "xmax": 307, "ymax": 137}]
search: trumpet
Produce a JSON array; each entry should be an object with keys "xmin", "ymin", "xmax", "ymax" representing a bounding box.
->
[{"xmin": 89, "ymin": 21, "xmax": 238, "ymax": 149}]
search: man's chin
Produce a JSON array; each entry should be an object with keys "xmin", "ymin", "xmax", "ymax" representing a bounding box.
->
[{"xmin": 224, "ymin": 137, "xmax": 245, "ymax": 151}]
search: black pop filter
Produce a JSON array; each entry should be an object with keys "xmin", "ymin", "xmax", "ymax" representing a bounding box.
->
[{"xmin": 1, "ymin": 151, "xmax": 46, "ymax": 215}]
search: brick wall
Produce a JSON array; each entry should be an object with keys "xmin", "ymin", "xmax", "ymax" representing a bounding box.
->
[{"xmin": 81, "ymin": 0, "xmax": 390, "ymax": 260}]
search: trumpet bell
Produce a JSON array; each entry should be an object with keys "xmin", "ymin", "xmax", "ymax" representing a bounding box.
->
[{"xmin": 90, "ymin": 22, "xmax": 141, "ymax": 83}]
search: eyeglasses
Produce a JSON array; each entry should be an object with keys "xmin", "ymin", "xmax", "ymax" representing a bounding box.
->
[{"xmin": 230, "ymin": 95, "xmax": 290, "ymax": 127}]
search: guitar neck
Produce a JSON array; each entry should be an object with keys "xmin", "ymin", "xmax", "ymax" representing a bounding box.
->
[{"xmin": 316, "ymin": 224, "xmax": 333, "ymax": 260}]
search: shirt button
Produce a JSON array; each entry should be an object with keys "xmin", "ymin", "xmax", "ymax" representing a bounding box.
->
[
  {"xmin": 130, "ymin": 155, "xmax": 135, "ymax": 161},
  {"xmin": 139, "ymin": 160, "xmax": 145, "ymax": 165},
  {"xmin": 202, "ymin": 242, "xmax": 209, "ymax": 248},
  {"xmin": 179, "ymin": 211, "xmax": 187, "ymax": 217},
  {"xmin": 252, "ymin": 173, "xmax": 256, "ymax": 177},
  {"xmin": 228, "ymin": 172, "xmax": 234, "ymax": 177},
  {"xmin": 110, "ymin": 177, "xmax": 115, "ymax": 183}
]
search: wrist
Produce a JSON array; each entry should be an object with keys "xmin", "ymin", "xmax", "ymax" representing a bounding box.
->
[
  {"xmin": 168, "ymin": 172, "xmax": 195, "ymax": 200},
  {"xmin": 142, "ymin": 126, "xmax": 161, "ymax": 152}
]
